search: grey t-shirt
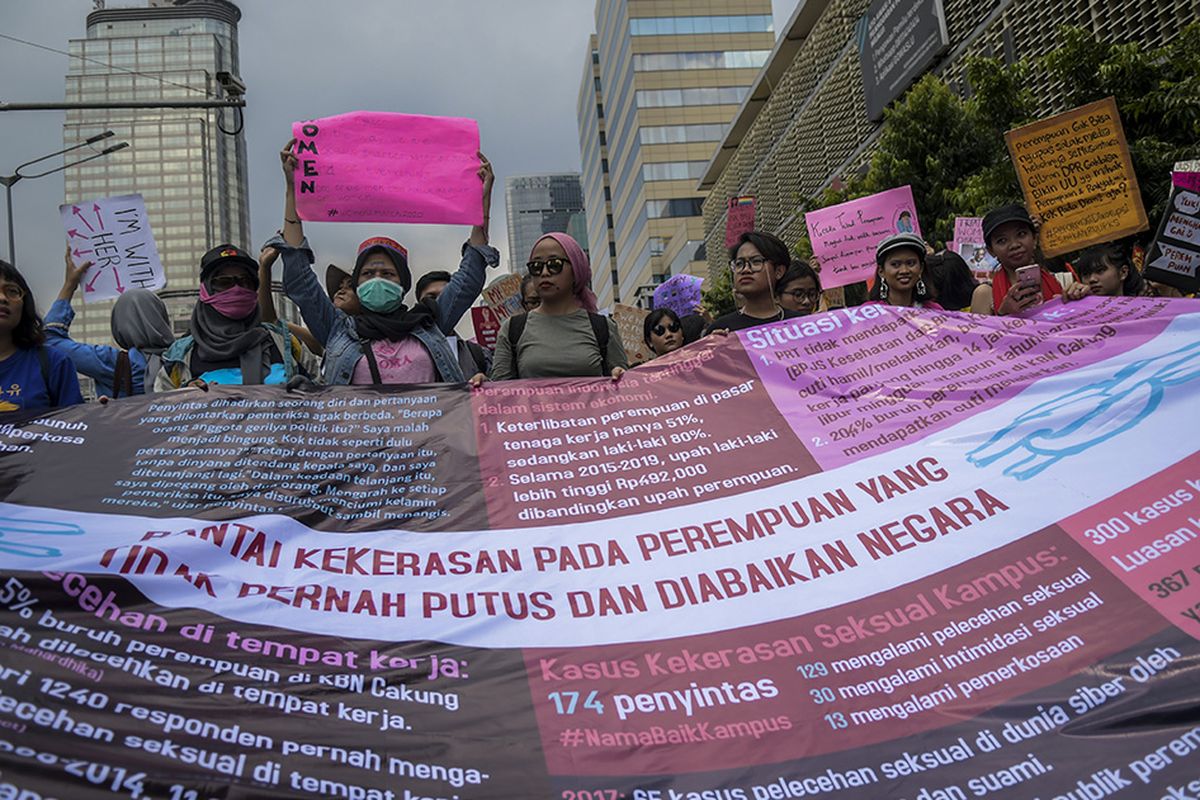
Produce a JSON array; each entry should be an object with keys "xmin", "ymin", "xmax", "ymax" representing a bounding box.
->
[{"xmin": 491, "ymin": 309, "xmax": 628, "ymax": 380}]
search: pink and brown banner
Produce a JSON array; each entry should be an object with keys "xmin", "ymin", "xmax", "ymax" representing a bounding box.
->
[{"xmin": 2, "ymin": 297, "xmax": 1200, "ymax": 797}]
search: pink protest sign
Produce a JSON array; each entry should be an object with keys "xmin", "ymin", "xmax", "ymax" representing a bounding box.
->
[
  {"xmin": 725, "ymin": 196, "xmax": 756, "ymax": 248},
  {"xmin": 1174, "ymin": 172, "xmax": 1200, "ymax": 192},
  {"xmin": 804, "ymin": 186, "xmax": 920, "ymax": 288},
  {"xmin": 292, "ymin": 112, "xmax": 483, "ymax": 225},
  {"xmin": 953, "ymin": 216, "xmax": 983, "ymax": 245}
]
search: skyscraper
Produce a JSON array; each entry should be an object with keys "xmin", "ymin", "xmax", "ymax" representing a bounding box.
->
[
  {"xmin": 578, "ymin": 0, "xmax": 774, "ymax": 309},
  {"xmin": 62, "ymin": 0, "xmax": 265, "ymax": 345},
  {"xmin": 504, "ymin": 173, "xmax": 587, "ymax": 272}
]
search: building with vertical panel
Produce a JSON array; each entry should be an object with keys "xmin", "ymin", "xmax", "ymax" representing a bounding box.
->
[
  {"xmin": 698, "ymin": 0, "xmax": 1196, "ymax": 282},
  {"xmin": 62, "ymin": 0, "xmax": 293, "ymax": 346},
  {"xmin": 504, "ymin": 173, "xmax": 587, "ymax": 271},
  {"xmin": 578, "ymin": 1, "xmax": 774, "ymax": 309}
]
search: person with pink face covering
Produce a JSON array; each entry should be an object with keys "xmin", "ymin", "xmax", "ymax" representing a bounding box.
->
[
  {"xmin": 484, "ymin": 232, "xmax": 628, "ymax": 383},
  {"xmin": 155, "ymin": 244, "xmax": 317, "ymax": 389}
]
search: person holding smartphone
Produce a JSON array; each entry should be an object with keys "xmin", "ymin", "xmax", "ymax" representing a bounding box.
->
[{"xmin": 984, "ymin": 205, "xmax": 1088, "ymax": 315}]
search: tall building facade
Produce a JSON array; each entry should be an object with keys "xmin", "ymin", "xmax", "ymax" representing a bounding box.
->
[
  {"xmin": 62, "ymin": 0, "xmax": 265, "ymax": 345},
  {"xmin": 578, "ymin": 0, "xmax": 774, "ymax": 309},
  {"xmin": 698, "ymin": 0, "xmax": 1196, "ymax": 281},
  {"xmin": 504, "ymin": 173, "xmax": 587, "ymax": 271}
]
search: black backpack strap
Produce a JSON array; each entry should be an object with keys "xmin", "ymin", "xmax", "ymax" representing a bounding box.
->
[
  {"xmin": 507, "ymin": 313, "xmax": 527, "ymax": 379},
  {"xmin": 36, "ymin": 346, "xmax": 57, "ymax": 406},
  {"xmin": 588, "ymin": 312, "xmax": 610, "ymax": 376},
  {"xmin": 113, "ymin": 350, "xmax": 134, "ymax": 399},
  {"xmin": 361, "ymin": 341, "xmax": 384, "ymax": 385},
  {"xmin": 466, "ymin": 340, "xmax": 488, "ymax": 375}
]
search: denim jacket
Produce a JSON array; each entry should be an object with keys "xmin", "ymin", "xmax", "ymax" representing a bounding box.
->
[{"xmin": 270, "ymin": 233, "xmax": 497, "ymax": 385}]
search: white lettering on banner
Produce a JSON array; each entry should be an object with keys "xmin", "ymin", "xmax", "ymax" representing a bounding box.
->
[{"xmin": 2, "ymin": 312, "xmax": 1198, "ymax": 647}]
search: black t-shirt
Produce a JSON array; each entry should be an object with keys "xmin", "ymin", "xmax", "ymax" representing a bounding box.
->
[{"xmin": 705, "ymin": 308, "xmax": 805, "ymax": 334}]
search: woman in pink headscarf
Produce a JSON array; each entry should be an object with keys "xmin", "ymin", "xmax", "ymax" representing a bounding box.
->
[{"xmin": 485, "ymin": 232, "xmax": 628, "ymax": 382}]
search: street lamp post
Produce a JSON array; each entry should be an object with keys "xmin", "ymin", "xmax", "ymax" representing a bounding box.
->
[{"xmin": 0, "ymin": 131, "xmax": 129, "ymax": 266}]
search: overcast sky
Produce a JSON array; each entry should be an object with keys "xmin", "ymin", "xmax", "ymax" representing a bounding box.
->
[{"xmin": 1, "ymin": 0, "xmax": 796, "ymax": 315}]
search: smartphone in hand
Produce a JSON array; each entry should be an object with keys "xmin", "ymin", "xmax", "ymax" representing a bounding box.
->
[{"xmin": 1015, "ymin": 264, "xmax": 1042, "ymax": 306}]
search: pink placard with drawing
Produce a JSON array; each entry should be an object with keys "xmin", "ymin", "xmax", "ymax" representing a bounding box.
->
[
  {"xmin": 291, "ymin": 111, "xmax": 482, "ymax": 225},
  {"xmin": 804, "ymin": 186, "xmax": 920, "ymax": 288}
]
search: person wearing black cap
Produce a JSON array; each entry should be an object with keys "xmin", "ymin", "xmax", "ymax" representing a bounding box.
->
[
  {"xmin": 983, "ymin": 204, "xmax": 1088, "ymax": 314},
  {"xmin": 155, "ymin": 244, "xmax": 318, "ymax": 389},
  {"xmin": 269, "ymin": 139, "xmax": 499, "ymax": 386},
  {"xmin": 868, "ymin": 233, "xmax": 942, "ymax": 309},
  {"xmin": 324, "ymin": 263, "xmax": 361, "ymax": 316}
]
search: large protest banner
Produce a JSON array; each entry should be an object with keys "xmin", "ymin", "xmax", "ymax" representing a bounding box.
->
[
  {"xmin": 59, "ymin": 194, "xmax": 166, "ymax": 302},
  {"xmin": 291, "ymin": 111, "xmax": 483, "ymax": 225},
  {"xmin": 2, "ymin": 297, "xmax": 1200, "ymax": 798},
  {"xmin": 806, "ymin": 186, "xmax": 921, "ymax": 289},
  {"xmin": 1006, "ymin": 97, "xmax": 1149, "ymax": 257}
]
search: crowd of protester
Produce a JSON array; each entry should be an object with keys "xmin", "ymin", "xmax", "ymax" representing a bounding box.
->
[{"xmin": 0, "ymin": 141, "xmax": 1189, "ymax": 416}]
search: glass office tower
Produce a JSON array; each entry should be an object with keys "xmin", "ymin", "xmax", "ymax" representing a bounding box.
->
[{"xmin": 62, "ymin": 0, "xmax": 266, "ymax": 345}]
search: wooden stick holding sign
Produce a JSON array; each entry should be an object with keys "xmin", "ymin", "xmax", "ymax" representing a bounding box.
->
[{"xmin": 1006, "ymin": 97, "xmax": 1148, "ymax": 258}]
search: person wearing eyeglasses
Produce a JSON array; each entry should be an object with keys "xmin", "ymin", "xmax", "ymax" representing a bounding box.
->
[
  {"xmin": 486, "ymin": 232, "xmax": 628, "ymax": 382},
  {"xmin": 708, "ymin": 231, "xmax": 806, "ymax": 334},
  {"xmin": 0, "ymin": 259, "xmax": 83, "ymax": 414},
  {"xmin": 643, "ymin": 308, "xmax": 685, "ymax": 358},
  {"xmin": 776, "ymin": 262, "xmax": 822, "ymax": 316},
  {"xmin": 155, "ymin": 244, "xmax": 318, "ymax": 389}
]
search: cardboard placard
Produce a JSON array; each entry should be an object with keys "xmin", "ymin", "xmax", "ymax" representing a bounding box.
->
[
  {"xmin": 1143, "ymin": 170, "xmax": 1200, "ymax": 293},
  {"xmin": 805, "ymin": 186, "xmax": 921, "ymax": 288},
  {"xmin": 612, "ymin": 303, "xmax": 651, "ymax": 365},
  {"xmin": 1006, "ymin": 97, "xmax": 1149, "ymax": 257},
  {"xmin": 725, "ymin": 196, "xmax": 756, "ymax": 248},
  {"xmin": 59, "ymin": 193, "xmax": 165, "ymax": 302},
  {"xmin": 292, "ymin": 111, "xmax": 483, "ymax": 225}
]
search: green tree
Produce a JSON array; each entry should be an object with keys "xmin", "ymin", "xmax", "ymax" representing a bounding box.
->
[{"xmin": 1042, "ymin": 24, "xmax": 1200, "ymax": 222}]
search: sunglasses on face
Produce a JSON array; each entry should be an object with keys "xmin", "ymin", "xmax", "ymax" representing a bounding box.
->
[
  {"xmin": 652, "ymin": 322, "xmax": 681, "ymax": 337},
  {"xmin": 210, "ymin": 274, "xmax": 255, "ymax": 291},
  {"xmin": 783, "ymin": 289, "xmax": 820, "ymax": 301},
  {"xmin": 0, "ymin": 284, "xmax": 25, "ymax": 302},
  {"xmin": 527, "ymin": 257, "xmax": 568, "ymax": 277}
]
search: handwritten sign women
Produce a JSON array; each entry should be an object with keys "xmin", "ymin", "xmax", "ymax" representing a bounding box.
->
[
  {"xmin": 804, "ymin": 186, "xmax": 921, "ymax": 288},
  {"xmin": 292, "ymin": 112, "xmax": 483, "ymax": 226}
]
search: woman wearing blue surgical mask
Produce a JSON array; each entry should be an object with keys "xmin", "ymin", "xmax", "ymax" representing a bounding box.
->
[
  {"xmin": 270, "ymin": 139, "xmax": 499, "ymax": 385},
  {"xmin": 155, "ymin": 244, "xmax": 318, "ymax": 389}
]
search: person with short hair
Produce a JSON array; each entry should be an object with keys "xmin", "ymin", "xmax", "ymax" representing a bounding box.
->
[
  {"xmin": 46, "ymin": 249, "xmax": 174, "ymax": 398},
  {"xmin": 644, "ymin": 308, "xmax": 685, "ymax": 358},
  {"xmin": 0, "ymin": 259, "xmax": 83, "ymax": 414},
  {"xmin": 868, "ymin": 233, "xmax": 942, "ymax": 309},
  {"xmin": 416, "ymin": 269, "xmax": 490, "ymax": 378},
  {"xmin": 707, "ymin": 231, "xmax": 806, "ymax": 334},
  {"xmin": 984, "ymin": 204, "xmax": 1088, "ymax": 314},
  {"xmin": 776, "ymin": 262, "xmax": 822, "ymax": 316}
]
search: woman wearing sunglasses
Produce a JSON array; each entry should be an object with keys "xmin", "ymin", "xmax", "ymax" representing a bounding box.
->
[
  {"xmin": 708, "ymin": 232, "xmax": 806, "ymax": 334},
  {"xmin": 487, "ymin": 232, "xmax": 627, "ymax": 382},
  {"xmin": 643, "ymin": 308, "xmax": 685, "ymax": 358},
  {"xmin": 0, "ymin": 259, "xmax": 83, "ymax": 414},
  {"xmin": 156, "ymin": 244, "xmax": 317, "ymax": 389},
  {"xmin": 776, "ymin": 262, "xmax": 822, "ymax": 316}
]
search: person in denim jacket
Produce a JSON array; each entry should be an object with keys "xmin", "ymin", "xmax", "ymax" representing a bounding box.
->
[{"xmin": 271, "ymin": 139, "xmax": 498, "ymax": 386}]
